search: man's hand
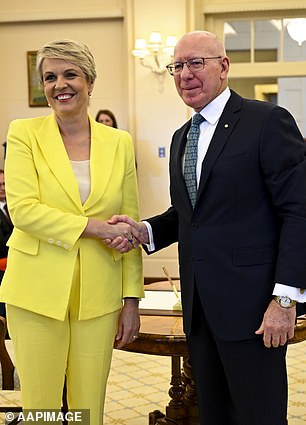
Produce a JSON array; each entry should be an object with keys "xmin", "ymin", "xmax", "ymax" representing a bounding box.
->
[
  {"xmin": 255, "ymin": 299, "xmax": 296, "ymax": 348},
  {"xmin": 105, "ymin": 215, "xmax": 149, "ymax": 253},
  {"xmin": 115, "ymin": 298, "xmax": 140, "ymax": 349},
  {"xmin": 82, "ymin": 218, "xmax": 135, "ymax": 241}
]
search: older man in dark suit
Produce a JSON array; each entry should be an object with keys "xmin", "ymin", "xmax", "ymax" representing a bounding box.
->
[{"xmin": 109, "ymin": 31, "xmax": 306, "ymax": 425}]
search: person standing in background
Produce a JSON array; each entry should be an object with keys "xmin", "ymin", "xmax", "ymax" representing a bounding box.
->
[
  {"xmin": 0, "ymin": 169, "xmax": 13, "ymax": 317},
  {"xmin": 95, "ymin": 109, "xmax": 118, "ymax": 128},
  {"xmin": 108, "ymin": 31, "xmax": 306, "ymax": 425},
  {"xmin": 0, "ymin": 39, "xmax": 143, "ymax": 424}
]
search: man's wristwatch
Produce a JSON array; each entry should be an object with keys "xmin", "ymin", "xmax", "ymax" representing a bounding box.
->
[{"xmin": 273, "ymin": 295, "xmax": 297, "ymax": 308}]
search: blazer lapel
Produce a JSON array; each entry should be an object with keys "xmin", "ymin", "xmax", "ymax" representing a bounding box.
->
[
  {"xmin": 0, "ymin": 209, "xmax": 13, "ymax": 233},
  {"xmin": 36, "ymin": 115, "xmax": 119, "ymax": 212},
  {"xmin": 36, "ymin": 114, "xmax": 84, "ymax": 211},
  {"xmin": 83, "ymin": 117, "xmax": 119, "ymax": 210},
  {"xmin": 195, "ymin": 91, "xmax": 242, "ymax": 207}
]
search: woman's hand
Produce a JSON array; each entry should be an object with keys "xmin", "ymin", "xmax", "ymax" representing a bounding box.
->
[
  {"xmin": 103, "ymin": 215, "xmax": 149, "ymax": 253},
  {"xmin": 115, "ymin": 298, "xmax": 140, "ymax": 349},
  {"xmin": 81, "ymin": 217, "xmax": 138, "ymax": 244}
]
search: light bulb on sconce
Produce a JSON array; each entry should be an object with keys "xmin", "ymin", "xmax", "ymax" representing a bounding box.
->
[
  {"xmin": 286, "ymin": 18, "xmax": 306, "ymax": 46},
  {"xmin": 132, "ymin": 32, "xmax": 177, "ymax": 75}
]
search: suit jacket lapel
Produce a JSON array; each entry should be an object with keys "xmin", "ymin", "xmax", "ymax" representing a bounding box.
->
[
  {"xmin": 36, "ymin": 115, "xmax": 119, "ymax": 212},
  {"xmin": 83, "ymin": 117, "xmax": 119, "ymax": 210},
  {"xmin": 196, "ymin": 91, "xmax": 242, "ymax": 207},
  {"xmin": 0, "ymin": 209, "xmax": 13, "ymax": 233},
  {"xmin": 36, "ymin": 114, "xmax": 82, "ymax": 210}
]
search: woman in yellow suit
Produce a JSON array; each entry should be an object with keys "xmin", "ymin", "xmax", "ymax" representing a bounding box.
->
[{"xmin": 0, "ymin": 39, "xmax": 143, "ymax": 424}]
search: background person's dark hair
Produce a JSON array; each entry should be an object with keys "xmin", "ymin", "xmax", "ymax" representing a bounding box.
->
[
  {"xmin": 2, "ymin": 143, "xmax": 6, "ymax": 160},
  {"xmin": 95, "ymin": 109, "xmax": 118, "ymax": 128}
]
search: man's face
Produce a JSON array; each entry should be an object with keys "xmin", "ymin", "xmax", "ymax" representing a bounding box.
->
[
  {"xmin": 173, "ymin": 33, "xmax": 229, "ymax": 112},
  {"xmin": 0, "ymin": 173, "xmax": 5, "ymax": 202}
]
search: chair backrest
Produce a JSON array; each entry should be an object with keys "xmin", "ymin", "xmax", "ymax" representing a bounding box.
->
[
  {"xmin": 290, "ymin": 314, "xmax": 306, "ymax": 344},
  {"xmin": 0, "ymin": 316, "xmax": 14, "ymax": 390}
]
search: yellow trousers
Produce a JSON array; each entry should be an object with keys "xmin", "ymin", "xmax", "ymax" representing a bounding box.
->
[{"xmin": 6, "ymin": 258, "xmax": 120, "ymax": 425}]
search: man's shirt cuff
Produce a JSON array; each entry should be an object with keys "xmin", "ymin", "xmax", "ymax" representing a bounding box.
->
[
  {"xmin": 273, "ymin": 283, "xmax": 306, "ymax": 302},
  {"xmin": 142, "ymin": 221, "xmax": 155, "ymax": 252}
]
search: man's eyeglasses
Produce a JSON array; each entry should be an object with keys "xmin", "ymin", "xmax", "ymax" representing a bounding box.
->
[{"xmin": 166, "ymin": 56, "xmax": 222, "ymax": 76}]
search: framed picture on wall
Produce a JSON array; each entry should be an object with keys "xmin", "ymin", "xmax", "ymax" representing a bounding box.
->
[{"xmin": 27, "ymin": 51, "xmax": 48, "ymax": 107}]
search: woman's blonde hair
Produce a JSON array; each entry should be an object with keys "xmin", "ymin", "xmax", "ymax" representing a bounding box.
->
[{"xmin": 36, "ymin": 39, "xmax": 97, "ymax": 84}]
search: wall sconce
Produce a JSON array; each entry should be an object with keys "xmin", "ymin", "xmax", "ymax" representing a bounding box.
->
[
  {"xmin": 132, "ymin": 32, "xmax": 177, "ymax": 75},
  {"xmin": 286, "ymin": 18, "xmax": 306, "ymax": 46}
]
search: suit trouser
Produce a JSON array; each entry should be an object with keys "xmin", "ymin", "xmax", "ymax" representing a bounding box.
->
[
  {"xmin": 6, "ymin": 257, "xmax": 120, "ymax": 425},
  {"xmin": 186, "ymin": 293, "xmax": 288, "ymax": 425}
]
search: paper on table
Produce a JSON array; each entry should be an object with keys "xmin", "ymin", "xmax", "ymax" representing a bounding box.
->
[{"xmin": 139, "ymin": 290, "xmax": 181, "ymax": 311}]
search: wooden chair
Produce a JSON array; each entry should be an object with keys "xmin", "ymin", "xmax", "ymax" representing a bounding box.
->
[
  {"xmin": 290, "ymin": 314, "xmax": 306, "ymax": 344},
  {"xmin": 0, "ymin": 315, "xmax": 22, "ymax": 413}
]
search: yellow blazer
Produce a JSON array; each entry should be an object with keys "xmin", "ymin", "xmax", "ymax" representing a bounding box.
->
[{"xmin": 0, "ymin": 114, "xmax": 144, "ymax": 320}]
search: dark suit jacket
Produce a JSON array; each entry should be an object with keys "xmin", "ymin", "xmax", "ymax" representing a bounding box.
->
[
  {"xmin": 0, "ymin": 207, "xmax": 13, "ymax": 317},
  {"xmin": 147, "ymin": 90, "xmax": 306, "ymax": 341},
  {"xmin": 0, "ymin": 208, "xmax": 13, "ymax": 259}
]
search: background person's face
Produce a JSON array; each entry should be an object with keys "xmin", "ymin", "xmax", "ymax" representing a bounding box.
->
[{"xmin": 97, "ymin": 113, "xmax": 114, "ymax": 127}]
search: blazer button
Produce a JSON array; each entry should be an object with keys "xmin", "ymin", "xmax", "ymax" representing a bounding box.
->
[
  {"xmin": 191, "ymin": 224, "xmax": 199, "ymax": 230},
  {"xmin": 48, "ymin": 238, "xmax": 54, "ymax": 244},
  {"xmin": 56, "ymin": 241, "xmax": 62, "ymax": 246},
  {"xmin": 63, "ymin": 244, "xmax": 69, "ymax": 250}
]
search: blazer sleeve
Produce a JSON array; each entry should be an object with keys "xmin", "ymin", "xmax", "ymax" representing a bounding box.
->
[
  {"xmin": 5, "ymin": 119, "xmax": 88, "ymax": 251},
  {"xmin": 144, "ymin": 206, "xmax": 179, "ymax": 254},
  {"xmin": 119, "ymin": 134, "xmax": 144, "ymax": 298}
]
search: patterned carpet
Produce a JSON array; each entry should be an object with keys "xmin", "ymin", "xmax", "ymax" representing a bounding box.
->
[
  {"xmin": 0, "ymin": 340, "xmax": 304, "ymax": 424},
  {"xmin": 105, "ymin": 340, "xmax": 306, "ymax": 425}
]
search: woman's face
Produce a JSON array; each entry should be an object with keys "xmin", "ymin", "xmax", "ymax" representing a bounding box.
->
[
  {"xmin": 41, "ymin": 58, "xmax": 93, "ymax": 118},
  {"xmin": 97, "ymin": 113, "xmax": 114, "ymax": 127}
]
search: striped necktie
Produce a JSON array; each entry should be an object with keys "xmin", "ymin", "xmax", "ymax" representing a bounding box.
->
[{"xmin": 183, "ymin": 113, "xmax": 205, "ymax": 208}]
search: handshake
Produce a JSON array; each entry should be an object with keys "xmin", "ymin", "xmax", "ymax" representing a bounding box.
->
[
  {"xmin": 83, "ymin": 215, "xmax": 148, "ymax": 253},
  {"xmin": 105, "ymin": 215, "xmax": 149, "ymax": 253}
]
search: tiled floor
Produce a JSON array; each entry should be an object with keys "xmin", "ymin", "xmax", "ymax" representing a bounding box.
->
[
  {"xmin": 105, "ymin": 340, "xmax": 306, "ymax": 425},
  {"xmin": 287, "ymin": 340, "xmax": 306, "ymax": 425},
  {"xmin": 0, "ymin": 339, "xmax": 304, "ymax": 424}
]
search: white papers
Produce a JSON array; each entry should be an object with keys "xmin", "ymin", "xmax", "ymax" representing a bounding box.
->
[{"xmin": 139, "ymin": 290, "xmax": 181, "ymax": 311}]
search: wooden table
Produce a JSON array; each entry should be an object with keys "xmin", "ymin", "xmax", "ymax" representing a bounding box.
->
[
  {"xmin": 122, "ymin": 280, "xmax": 198, "ymax": 425},
  {"xmin": 121, "ymin": 281, "xmax": 306, "ymax": 425}
]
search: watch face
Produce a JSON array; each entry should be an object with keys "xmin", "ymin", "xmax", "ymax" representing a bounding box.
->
[{"xmin": 280, "ymin": 296, "xmax": 291, "ymax": 307}]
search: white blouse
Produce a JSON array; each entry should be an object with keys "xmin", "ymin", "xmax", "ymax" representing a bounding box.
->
[{"xmin": 70, "ymin": 160, "xmax": 91, "ymax": 204}]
